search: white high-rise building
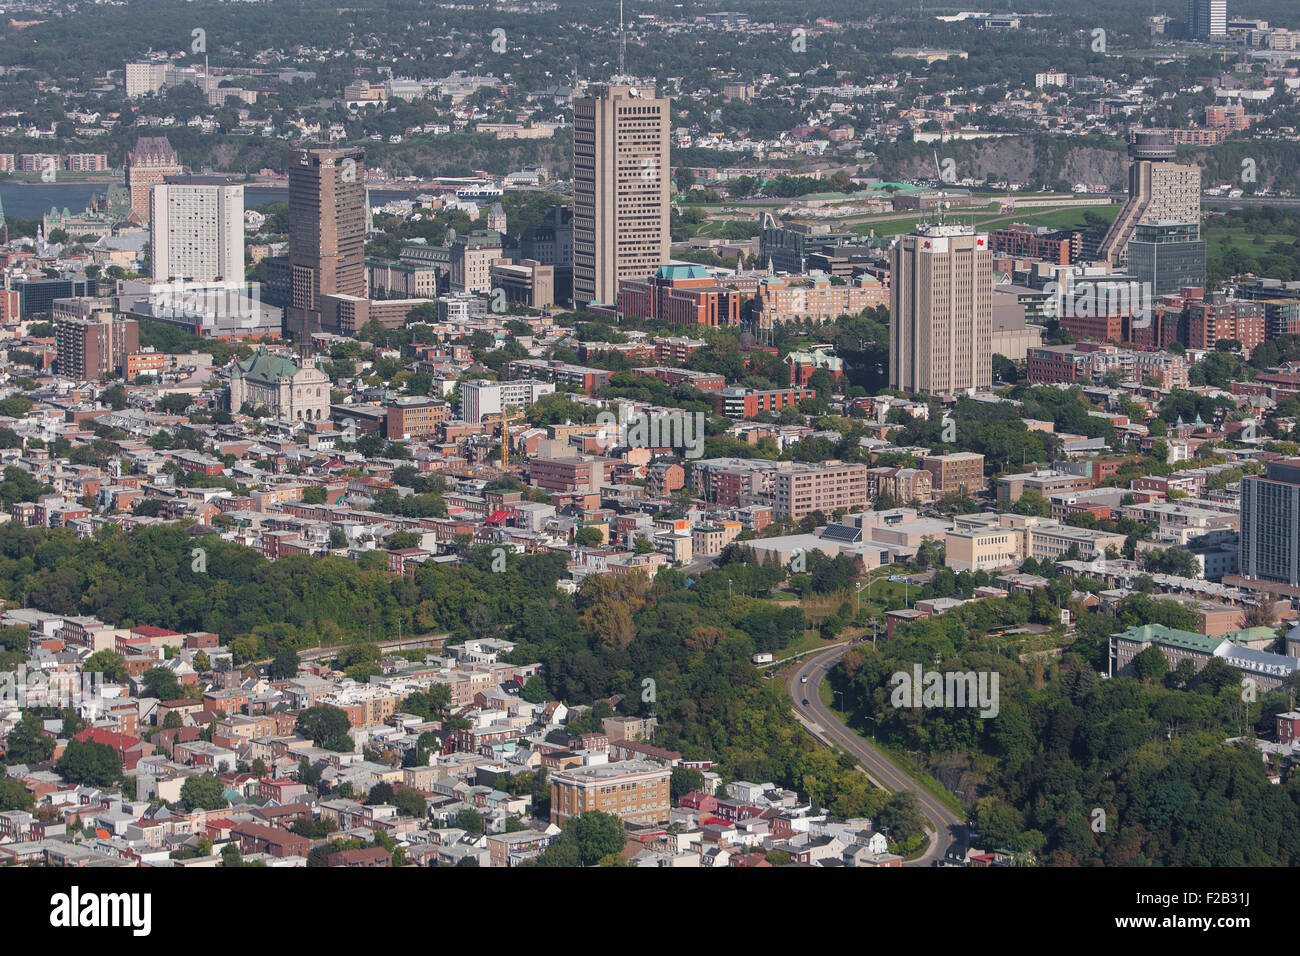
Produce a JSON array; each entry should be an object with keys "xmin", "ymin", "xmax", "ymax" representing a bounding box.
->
[
  {"xmin": 458, "ymin": 378, "xmax": 555, "ymax": 424},
  {"xmin": 1187, "ymin": 0, "xmax": 1228, "ymax": 38},
  {"xmin": 150, "ymin": 179, "xmax": 245, "ymax": 282}
]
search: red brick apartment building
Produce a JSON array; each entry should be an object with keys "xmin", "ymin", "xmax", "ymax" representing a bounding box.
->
[
  {"xmin": 710, "ymin": 387, "xmax": 813, "ymax": 419},
  {"xmin": 642, "ymin": 366, "xmax": 726, "ymax": 390},
  {"xmin": 773, "ymin": 463, "xmax": 869, "ymax": 520},
  {"xmin": 1027, "ymin": 344, "xmax": 1088, "ymax": 384},
  {"xmin": 385, "ymin": 396, "xmax": 449, "ymax": 441},
  {"xmin": 990, "ymin": 223, "xmax": 1077, "ymax": 264},
  {"xmin": 231, "ymin": 822, "xmax": 311, "ymax": 858},
  {"xmin": 652, "ymin": 336, "xmax": 708, "ymax": 364},
  {"xmin": 618, "ymin": 265, "xmax": 742, "ymax": 327},
  {"xmin": 1057, "ymin": 312, "xmax": 1127, "ymax": 343},
  {"xmin": 1186, "ymin": 296, "xmax": 1265, "ymax": 355},
  {"xmin": 923, "ymin": 452, "xmax": 985, "ymax": 498},
  {"xmin": 528, "ymin": 456, "xmax": 615, "ymax": 493}
]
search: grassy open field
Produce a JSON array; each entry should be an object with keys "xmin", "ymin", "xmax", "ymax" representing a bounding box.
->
[
  {"xmin": 1203, "ymin": 220, "xmax": 1295, "ymax": 260},
  {"xmin": 849, "ymin": 201, "xmax": 1120, "ymax": 238}
]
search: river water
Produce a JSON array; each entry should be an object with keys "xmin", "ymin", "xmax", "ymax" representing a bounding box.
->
[{"xmin": 0, "ymin": 181, "xmax": 408, "ymax": 219}]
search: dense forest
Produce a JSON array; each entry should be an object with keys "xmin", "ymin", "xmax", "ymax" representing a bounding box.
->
[{"xmin": 828, "ymin": 588, "xmax": 1300, "ymax": 865}]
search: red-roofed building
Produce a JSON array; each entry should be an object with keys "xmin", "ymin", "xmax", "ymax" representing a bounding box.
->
[
  {"xmin": 73, "ymin": 728, "xmax": 154, "ymax": 770},
  {"xmin": 328, "ymin": 846, "xmax": 392, "ymax": 867},
  {"xmin": 204, "ymin": 818, "xmax": 238, "ymax": 842},
  {"xmin": 128, "ymin": 625, "xmax": 185, "ymax": 649},
  {"xmin": 678, "ymin": 791, "xmax": 718, "ymax": 812},
  {"xmin": 230, "ymin": 821, "xmax": 310, "ymax": 858}
]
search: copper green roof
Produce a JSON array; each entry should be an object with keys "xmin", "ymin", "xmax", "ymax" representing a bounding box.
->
[
  {"xmin": 234, "ymin": 350, "xmax": 301, "ymax": 385},
  {"xmin": 657, "ymin": 264, "xmax": 711, "ymax": 280},
  {"xmin": 1115, "ymin": 624, "xmax": 1224, "ymax": 655}
]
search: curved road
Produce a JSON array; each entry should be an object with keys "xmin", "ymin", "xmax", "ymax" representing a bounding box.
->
[{"xmin": 789, "ymin": 646, "xmax": 964, "ymax": 866}]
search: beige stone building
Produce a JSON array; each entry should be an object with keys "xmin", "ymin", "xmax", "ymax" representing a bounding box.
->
[
  {"xmin": 691, "ymin": 520, "xmax": 743, "ymax": 557},
  {"xmin": 228, "ymin": 349, "xmax": 331, "ymax": 422},
  {"xmin": 755, "ymin": 273, "xmax": 888, "ymax": 328},
  {"xmin": 549, "ymin": 760, "xmax": 671, "ymax": 825},
  {"xmin": 572, "ymin": 84, "xmax": 671, "ymax": 306},
  {"xmin": 945, "ymin": 513, "xmax": 1126, "ymax": 573},
  {"xmin": 450, "ymin": 229, "xmax": 503, "ymax": 294},
  {"xmin": 889, "ymin": 224, "xmax": 992, "ymax": 395}
]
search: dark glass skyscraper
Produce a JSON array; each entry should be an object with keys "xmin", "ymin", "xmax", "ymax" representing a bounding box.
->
[
  {"xmin": 1240, "ymin": 458, "xmax": 1300, "ymax": 590},
  {"xmin": 1127, "ymin": 221, "xmax": 1206, "ymax": 296},
  {"xmin": 285, "ymin": 147, "xmax": 366, "ymax": 340}
]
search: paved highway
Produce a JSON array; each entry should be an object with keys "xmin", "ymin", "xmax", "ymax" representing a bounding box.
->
[{"xmin": 789, "ymin": 645, "xmax": 964, "ymax": 866}]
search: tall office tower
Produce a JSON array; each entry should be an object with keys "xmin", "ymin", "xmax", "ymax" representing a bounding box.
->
[
  {"xmin": 285, "ymin": 147, "xmax": 366, "ymax": 339},
  {"xmin": 125, "ymin": 136, "xmax": 183, "ymax": 223},
  {"xmin": 55, "ymin": 311, "xmax": 139, "ymax": 380},
  {"xmin": 1239, "ymin": 457, "xmax": 1300, "ymax": 590},
  {"xmin": 572, "ymin": 83, "xmax": 671, "ymax": 307},
  {"xmin": 1187, "ymin": 0, "xmax": 1228, "ymax": 38},
  {"xmin": 150, "ymin": 177, "xmax": 245, "ymax": 282},
  {"xmin": 1098, "ymin": 131, "xmax": 1201, "ymax": 267},
  {"xmin": 889, "ymin": 224, "xmax": 993, "ymax": 395},
  {"xmin": 1126, "ymin": 221, "xmax": 1206, "ymax": 295}
]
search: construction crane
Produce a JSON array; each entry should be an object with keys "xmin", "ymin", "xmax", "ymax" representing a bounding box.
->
[{"xmin": 498, "ymin": 404, "xmax": 523, "ymax": 470}]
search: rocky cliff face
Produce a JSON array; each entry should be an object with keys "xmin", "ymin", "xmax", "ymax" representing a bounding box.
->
[
  {"xmin": 882, "ymin": 135, "xmax": 1130, "ymax": 189},
  {"xmin": 877, "ymin": 134, "xmax": 1300, "ymax": 192}
]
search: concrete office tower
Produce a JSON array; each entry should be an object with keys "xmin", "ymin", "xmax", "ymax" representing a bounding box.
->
[
  {"xmin": 572, "ymin": 83, "xmax": 671, "ymax": 307},
  {"xmin": 1239, "ymin": 457, "xmax": 1300, "ymax": 590},
  {"xmin": 1187, "ymin": 0, "xmax": 1228, "ymax": 38},
  {"xmin": 125, "ymin": 136, "xmax": 183, "ymax": 223},
  {"xmin": 1098, "ymin": 131, "xmax": 1201, "ymax": 267},
  {"xmin": 889, "ymin": 224, "xmax": 993, "ymax": 395},
  {"xmin": 286, "ymin": 147, "xmax": 366, "ymax": 338},
  {"xmin": 150, "ymin": 178, "xmax": 245, "ymax": 282}
]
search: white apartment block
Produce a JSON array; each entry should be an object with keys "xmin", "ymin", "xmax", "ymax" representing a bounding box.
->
[
  {"xmin": 458, "ymin": 378, "xmax": 555, "ymax": 423},
  {"xmin": 151, "ymin": 182, "xmax": 245, "ymax": 282}
]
